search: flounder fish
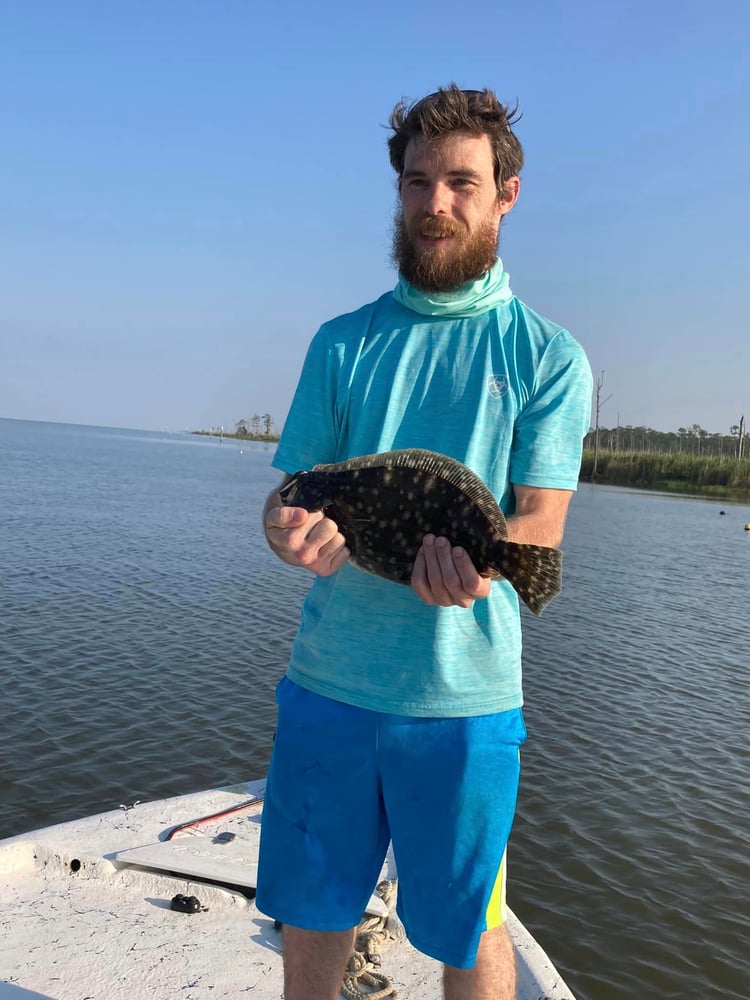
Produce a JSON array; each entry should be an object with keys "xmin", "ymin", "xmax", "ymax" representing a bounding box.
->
[{"xmin": 279, "ymin": 448, "xmax": 562, "ymax": 615}]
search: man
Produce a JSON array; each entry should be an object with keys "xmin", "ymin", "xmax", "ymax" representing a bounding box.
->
[{"xmin": 258, "ymin": 85, "xmax": 592, "ymax": 1000}]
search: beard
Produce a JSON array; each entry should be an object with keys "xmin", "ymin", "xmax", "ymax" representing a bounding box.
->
[{"xmin": 391, "ymin": 210, "xmax": 499, "ymax": 292}]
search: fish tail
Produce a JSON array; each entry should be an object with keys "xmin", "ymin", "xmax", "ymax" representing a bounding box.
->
[{"xmin": 490, "ymin": 542, "xmax": 562, "ymax": 616}]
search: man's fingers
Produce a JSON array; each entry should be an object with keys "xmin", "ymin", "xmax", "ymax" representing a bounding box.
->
[
  {"xmin": 412, "ymin": 536, "xmax": 448, "ymax": 605},
  {"xmin": 265, "ymin": 507, "xmax": 349, "ymax": 575},
  {"xmin": 265, "ymin": 504, "xmax": 308, "ymax": 530},
  {"xmin": 412, "ymin": 536, "xmax": 488, "ymax": 607},
  {"xmin": 422, "ymin": 536, "xmax": 454, "ymax": 606},
  {"xmin": 453, "ymin": 547, "xmax": 491, "ymax": 599},
  {"xmin": 324, "ymin": 540, "xmax": 351, "ymax": 573},
  {"xmin": 293, "ymin": 516, "xmax": 345, "ymax": 569},
  {"xmin": 410, "ymin": 547, "xmax": 431, "ymax": 602}
]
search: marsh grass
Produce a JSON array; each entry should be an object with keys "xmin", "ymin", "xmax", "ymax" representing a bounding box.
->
[{"xmin": 580, "ymin": 450, "xmax": 750, "ymax": 500}]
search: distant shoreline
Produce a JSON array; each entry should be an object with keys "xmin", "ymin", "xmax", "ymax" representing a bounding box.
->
[
  {"xmin": 189, "ymin": 434, "xmax": 750, "ymax": 503},
  {"xmin": 579, "ymin": 477, "xmax": 750, "ymax": 504},
  {"xmin": 191, "ymin": 430, "xmax": 280, "ymax": 444}
]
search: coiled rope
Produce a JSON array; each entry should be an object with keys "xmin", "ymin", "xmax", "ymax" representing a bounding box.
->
[{"xmin": 341, "ymin": 880, "xmax": 401, "ymax": 1000}]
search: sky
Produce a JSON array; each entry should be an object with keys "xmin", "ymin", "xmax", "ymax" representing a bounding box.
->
[{"xmin": 1, "ymin": 0, "xmax": 748, "ymax": 436}]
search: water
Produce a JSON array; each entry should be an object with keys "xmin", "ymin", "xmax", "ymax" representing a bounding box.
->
[{"xmin": 2, "ymin": 418, "xmax": 749, "ymax": 1000}]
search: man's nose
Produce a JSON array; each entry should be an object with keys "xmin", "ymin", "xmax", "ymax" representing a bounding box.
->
[{"xmin": 423, "ymin": 182, "xmax": 451, "ymax": 215}]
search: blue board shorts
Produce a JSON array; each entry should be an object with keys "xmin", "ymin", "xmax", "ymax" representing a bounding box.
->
[{"xmin": 256, "ymin": 677, "xmax": 526, "ymax": 969}]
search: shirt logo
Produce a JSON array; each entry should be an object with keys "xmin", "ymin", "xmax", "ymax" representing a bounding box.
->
[{"xmin": 487, "ymin": 374, "xmax": 509, "ymax": 399}]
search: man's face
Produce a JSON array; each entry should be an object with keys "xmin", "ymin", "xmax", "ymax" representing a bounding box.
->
[{"xmin": 393, "ymin": 132, "xmax": 518, "ymax": 292}]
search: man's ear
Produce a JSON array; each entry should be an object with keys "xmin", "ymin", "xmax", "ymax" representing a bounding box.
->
[{"xmin": 497, "ymin": 175, "xmax": 521, "ymax": 217}]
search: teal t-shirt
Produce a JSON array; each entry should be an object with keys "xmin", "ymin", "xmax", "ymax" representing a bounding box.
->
[{"xmin": 273, "ymin": 263, "xmax": 593, "ymax": 716}]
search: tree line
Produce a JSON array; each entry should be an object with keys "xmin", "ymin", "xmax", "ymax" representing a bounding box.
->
[
  {"xmin": 192, "ymin": 415, "xmax": 280, "ymax": 441},
  {"xmin": 583, "ymin": 422, "xmax": 746, "ymax": 458},
  {"xmin": 581, "ymin": 416, "xmax": 750, "ymax": 497},
  {"xmin": 234, "ymin": 414, "xmax": 277, "ymax": 439}
]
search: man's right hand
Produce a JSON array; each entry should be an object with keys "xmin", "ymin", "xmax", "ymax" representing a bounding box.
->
[{"xmin": 264, "ymin": 504, "xmax": 350, "ymax": 576}]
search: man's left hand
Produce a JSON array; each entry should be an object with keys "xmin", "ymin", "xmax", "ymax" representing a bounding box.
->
[{"xmin": 411, "ymin": 534, "xmax": 491, "ymax": 608}]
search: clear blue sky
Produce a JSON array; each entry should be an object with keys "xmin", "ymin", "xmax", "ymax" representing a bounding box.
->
[{"xmin": 2, "ymin": 0, "xmax": 748, "ymax": 436}]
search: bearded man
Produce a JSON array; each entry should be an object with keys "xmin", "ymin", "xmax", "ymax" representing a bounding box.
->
[{"xmin": 258, "ymin": 85, "xmax": 593, "ymax": 1000}]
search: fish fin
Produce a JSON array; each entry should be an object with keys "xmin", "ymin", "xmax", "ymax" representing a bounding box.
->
[
  {"xmin": 490, "ymin": 542, "xmax": 562, "ymax": 616},
  {"xmin": 313, "ymin": 449, "xmax": 508, "ymax": 538}
]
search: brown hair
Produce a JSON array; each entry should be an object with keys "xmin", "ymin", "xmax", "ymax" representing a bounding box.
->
[{"xmin": 388, "ymin": 84, "xmax": 524, "ymax": 198}]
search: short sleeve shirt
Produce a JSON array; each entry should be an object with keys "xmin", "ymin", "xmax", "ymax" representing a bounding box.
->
[{"xmin": 273, "ymin": 289, "xmax": 592, "ymax": 716}]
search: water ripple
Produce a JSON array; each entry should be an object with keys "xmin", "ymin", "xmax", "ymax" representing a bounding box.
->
[{"xmin": 2, "ymin": 423, "xmax": 749, "ymax": 999}]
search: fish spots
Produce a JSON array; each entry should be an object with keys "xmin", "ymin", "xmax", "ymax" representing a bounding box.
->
[{"xmin": 280, "ymin": 449, "xmax": 562, "ymax": 614}]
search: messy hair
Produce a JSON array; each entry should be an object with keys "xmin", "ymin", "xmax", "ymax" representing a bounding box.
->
[{"xmin": 388, "ymin": 84, "xmax": 524, "ymax": 198}]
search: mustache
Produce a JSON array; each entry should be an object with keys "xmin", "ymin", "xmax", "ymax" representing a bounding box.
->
[{"xmin": 418, "ymin": 215, "xmax": 463, "ymax": 239}]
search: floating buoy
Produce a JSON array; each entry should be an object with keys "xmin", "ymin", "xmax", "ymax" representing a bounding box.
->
[
  {"xmin": 745, "ymin": 524, "xmax": 750, "ymax": 531},
  {"xmin": 719, "ymin": 510, "xmax": 726, "ymax": 515}
]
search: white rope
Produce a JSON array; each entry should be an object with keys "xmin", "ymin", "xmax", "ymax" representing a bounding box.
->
[{"xmin": 341, "ymin": 881, "xmax": 401, "ymax": 1000}]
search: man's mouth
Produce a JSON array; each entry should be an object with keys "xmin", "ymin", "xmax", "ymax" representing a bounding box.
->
[
  {"xmin": 420, "ymin": 217, "xmax": 460, "ymax": 239},
  {"xmin": 421, "ymin": 227, "xmax": 453, "ymax": 239}
]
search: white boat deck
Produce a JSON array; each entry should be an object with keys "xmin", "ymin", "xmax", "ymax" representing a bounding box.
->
[{"xmin": 0, "ymin": 780, "xmax": 575, "ymax": 999}]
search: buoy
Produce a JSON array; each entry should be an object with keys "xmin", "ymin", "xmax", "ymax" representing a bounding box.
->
[
  {"xmin": 719, "ymin": 510, "xmax": 726, "ymax": 515},
  {"xmin": 745, "ymin": 524, "xmax": 750, "ymax": 531}
]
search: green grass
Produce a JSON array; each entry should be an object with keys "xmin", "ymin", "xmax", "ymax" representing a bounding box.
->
[{"xmin": 580, "ymin": 450, "xmax": 750, "ymax": 501}]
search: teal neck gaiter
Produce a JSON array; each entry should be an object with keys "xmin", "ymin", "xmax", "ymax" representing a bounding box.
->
[{"xmin": 393, "ymin": 259, "xmax": 513, "ymax": 318}]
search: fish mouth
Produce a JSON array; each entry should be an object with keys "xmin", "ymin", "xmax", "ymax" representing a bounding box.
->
[{"xmin": 279, "ymin": 474, "xmax": 304, "ymax": 502}]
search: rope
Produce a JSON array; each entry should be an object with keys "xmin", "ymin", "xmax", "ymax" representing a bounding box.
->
[
  {"xmin": 341, "ymin": 880, "xmax": 401, "ymax": 1000},
  {"xmin": 164, "ymin": 793, "xmax": 264, "ymax": 841}
]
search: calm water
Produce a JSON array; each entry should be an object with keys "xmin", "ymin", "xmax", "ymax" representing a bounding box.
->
[{"xmin": 2, "ymin": 417, "xmax": 749, "ymax": 1000}]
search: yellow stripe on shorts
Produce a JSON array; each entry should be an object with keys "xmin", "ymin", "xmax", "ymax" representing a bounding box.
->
[{"xmin": 485, "ymin": 848, "xmax": 508, "ymax": 929}]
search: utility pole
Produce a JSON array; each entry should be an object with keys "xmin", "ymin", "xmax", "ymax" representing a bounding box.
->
[
  {"xmin": 739, "ymin": 415, "xmax": 745, "ymax": 459},
  {"xmin": 592, "ymin": 371, "xmax": 613, "ymax": 481}
]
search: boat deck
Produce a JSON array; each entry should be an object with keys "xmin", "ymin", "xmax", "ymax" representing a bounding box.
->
[{"xmin": 0, "ymin": 780, "xmax": 574, "ymax": 999}]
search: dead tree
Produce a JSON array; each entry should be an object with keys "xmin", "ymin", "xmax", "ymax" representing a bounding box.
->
[{"xmin": 592, "ymin": 371, "xmax": 613, "ymax": 481}]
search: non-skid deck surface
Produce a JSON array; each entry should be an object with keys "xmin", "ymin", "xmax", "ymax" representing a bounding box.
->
[{"xmin": 0, "ymin": 780, "xmax": 575, "ymax": 999}]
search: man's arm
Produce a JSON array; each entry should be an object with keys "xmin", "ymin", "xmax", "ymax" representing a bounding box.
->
[
  {"xmin": 505, "ymin": 484, "xmax": 573, "ymax": 547},
  {"xmin": 411, "ymin": 484, "xmax": 573, "ymax": 607},
  {"xmin": 263, "ymin": 477, "xmax": 350, "ymax": 576}
]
